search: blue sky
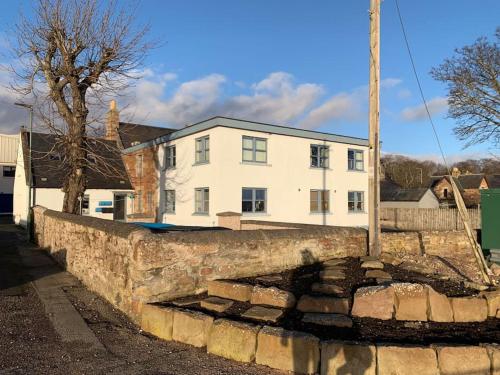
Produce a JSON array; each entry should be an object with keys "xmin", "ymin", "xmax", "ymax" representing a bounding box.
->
[{"xmin": 0, "ymin": 0, "xmax": 499, "ymax": 161}]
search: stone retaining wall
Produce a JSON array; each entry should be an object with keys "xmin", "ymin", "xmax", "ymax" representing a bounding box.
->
[{"xmin": 140, "ymin": 303, "xmax": 499, "ymax": 375}]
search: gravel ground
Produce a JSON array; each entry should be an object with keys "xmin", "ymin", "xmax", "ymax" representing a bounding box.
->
[{"xmin": 0, "ymin": 221, "xmax": 280, "ymax": 375}]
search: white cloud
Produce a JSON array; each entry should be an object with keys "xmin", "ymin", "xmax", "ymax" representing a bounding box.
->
[
  {"xmin": 397, "ymin": 88, "xmax": 412, "ymax": 99},
  {"xmin": 400, "ymin": 96, "xmax": 448, "ymax": 122},
  {"xmin": 380, "ymin": 78, "xmax": 402, "ymax": 89}
]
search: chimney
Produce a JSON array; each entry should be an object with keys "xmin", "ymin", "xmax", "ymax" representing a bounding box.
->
[
  {"xmin": 106, "ymin": 100, "xmax": 119, "ymax": 140},
  {"xmin": 451, "ymin": 167, "xmax": 461, "ymax": 178}
]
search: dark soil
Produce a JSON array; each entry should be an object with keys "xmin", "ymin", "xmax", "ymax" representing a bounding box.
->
[{"xmin": 164, "ymin": 258, "xmax": 500, "ymax": 345}]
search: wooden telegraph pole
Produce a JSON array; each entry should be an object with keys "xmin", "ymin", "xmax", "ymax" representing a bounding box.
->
[{"xmin": 368, "ymin": 0, "xmax": 381, "ymax": 257}]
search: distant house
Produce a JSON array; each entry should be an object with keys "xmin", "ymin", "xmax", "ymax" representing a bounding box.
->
[
  {"xmin": 381, "ymin": 180, "xmax": 439, "ymax": 209},
  {"xmin": 0, "ymin": 133, "xmax": 18, "ymax": 215},
  {"xmin": 486, "ymin": 175, "xmax": 500, "ymax": 189},
  {"xmin": 13, "ymin": 130, "xmax": 133, "ymax": 226},
  {"xmin": 430, "ymin": 169, "xmax": 488, "ymax": 208}
]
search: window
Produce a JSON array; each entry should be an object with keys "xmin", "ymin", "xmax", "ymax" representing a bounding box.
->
[
  {"xmin": 81, "ymin": 194, "xmax": 89, "ymax": 215},
  {"xmin": 165, "ymin": 145, "xmax": 176, "ymax": 169},
  {"xmin": 195, "ymin": 136, "xmax": 210, "ymax": 164},
  {"xmin": 348, "ymin": 149, "xmax": 364, "ymax": 171},
  {"xmin": 348, "ymin": 191, "xmax": 365, "ymax": 212},
  {"xmin": 310, "ymin": 145, "xmax": 329, "ymax": 168},
  {"xmin": 242, "ymin": 188, "xmax": 267, "ymax": 213},
  {"xmin": 242, "ymin": 136, "xmax": 267, "ymax": 163},
  {"xmin": 136, "ymin": 191, "xmax": 142, "ymax": 213},
  {"xmin": 443, "ymin": 188, "xmax": 448, "ymax": 198},
  {"xmin": 136, "ymin": 155, "xmax": 143, "ymax": 177},
  {"xmin": 2, "ymin": 166, "xmax": 15, "ymax": 177},
  {"xmin": 164, "ymin": 190, "xmax": 175, "ymax": 213},
  {"xmin": 195, "ymin": 188, "xmax": 209, "ymax": 214},
  {"xmin": 310, "ymin": 190, "xmax": 329, "ymax": 213},
  {"xmin": 147, "ymin": 192, "xmax": 153, "ymax": 212}
]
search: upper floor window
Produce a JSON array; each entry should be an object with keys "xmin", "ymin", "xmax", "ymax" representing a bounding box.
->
[
  {"xmin": 195, "ymin": 136, "xmax": 210, "ymax": 164},
  {"xmin": 195, "ymin": 187, "xmax": 209, "ymax": 214},
  {"xmin": 164, "ymin": 190, "xmax": 175, "ymax": 213},
  {"xmin": 242, "ymin": 136, "xmax": 267, "ymax": 163},
  {"xmin": 310, "ymin": 190, "xmax": 329, "ymax": 213},
  {"xmin": 2, "ymin": 166, "xmax": 15, "ymax": 177},
  {"xmin": 348, "ymin": 191, "xmax": 365, "ymax": 212},
  {"xmin": 348, "ymin": 149, "xmax": 364, "ymax": 171},
  {"xmin": 242, "ymin": 188, "xmax": 266, "ymax": 213},
  {"xmin": 311, "ymin": 145, "xmax": 329, "ymax": 168},
  {"xmin": 136, "ymin": 154, "xmax": 143, "ymax": 177},
  {"xmin": 165, "ymin": 145, "xmax": 176, "ymax": 169}
]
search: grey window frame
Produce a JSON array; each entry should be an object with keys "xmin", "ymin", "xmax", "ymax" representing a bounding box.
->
[
  {"xmin": 310, "ymin": 190, "xmax": 330, "ymax": 213},
  {"xmin": 310, "ymin": 144, "xmax": 329, "ymax": 168},
  {"xmin": 164, "ymin": 190, "xmax": 175, "ymax": 213},
  {"xmin": 242, "ymin": 136, "xmax": 267, "ymax": 163},
  {"xmin": 242, "ymin": 188, "xmax": 267, "ymax": 213},
  {"xmin": 2, "ymin": 166, "xmax": 15, "ymax": 177},
  {"xmin": 348, "ymin": 191, "xmax": 365, "ymax": 212},
  {"xmin": 195, "ymin": 136, "xmax": 210, "ymax": 164},
  {"xmin": 348, "ymin": 149, "xmax": 364, "ymax": 171},
  {"xmin": 194, "ymin": 187, "xmax": 209, "ymax": 214},
  {"xmin": 165, "ymin": 145, "xmax": 176, "ymax": 169}
]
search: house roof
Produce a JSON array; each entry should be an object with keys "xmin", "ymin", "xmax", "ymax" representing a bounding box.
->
[
  {"xmin": 456, "ymin": 174, "xmax": 485, "ymax": 189},
  {"xmin": 381, "ymin": 183, "xmax": 430, "ymax": 202},
  {"xmin": 118, "ymin": 122, "xmax": 176, "ymax": 149},
  {"xmin": 486, "ymin": 175, "xmax": 500, "ymax": 189},
  {"xmin": 380, "ymin": 179, "xmax": 402, "ymax": 201},
  {"xmin": 21, "ymin": 131, "xmax": 132, "ymax": 190},
  {"xmin": 122, "ymin": 116, "xmax": 370, "ymax": 154}
]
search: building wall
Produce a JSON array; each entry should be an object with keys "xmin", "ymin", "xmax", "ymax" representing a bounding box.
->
[
  {"xmin": 381, "ymin": 189, "xmax": 439, "ymax": 209},
  {"xmin": 0, "ymin": 134, "xmax": 19, "ymax": 196},
  {"xmin": 156, "ymin": 126, "xmax": 369, "ymax": 227}
]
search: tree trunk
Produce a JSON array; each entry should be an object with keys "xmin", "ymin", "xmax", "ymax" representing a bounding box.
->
[{"xmin": 62, "ymin": 168, "xmax": 85, "ymax": 214}]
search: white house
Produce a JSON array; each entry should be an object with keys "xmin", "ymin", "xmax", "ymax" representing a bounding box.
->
[
  {"xmin": 380, "ymin": 180, "xmax": 439, "ymax": 209},
  {"xmin": 123, "ymin": 117, "xmax": 370, "ymax": 227},
  {"xmin": 0, "ymin": 133, "xmax": 18, "ymax": 215},
  {"xmin": 13, "ymin": 130, "xmax": 134, "ymax": 226}
]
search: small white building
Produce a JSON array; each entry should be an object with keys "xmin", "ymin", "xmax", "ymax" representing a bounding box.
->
[
  {"xmin": 380, "ymin": 180, "xmax": 439, "ymax": 209},
  {"xmin": 124, "ymin": 117, "xmax": 370, "ymax": 227},
  {"xmin": 0, "ymin": 133, "xmax": 18, "ymax": 215},
  {"xmin": 13, "ymin": 131, "xmax": 134, "ymax": 226}
]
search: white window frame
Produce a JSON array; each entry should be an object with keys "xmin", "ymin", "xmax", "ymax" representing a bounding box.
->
[
  {"xmin": 348, "ymin": 149, "xmax": 364, "ymax": 171},
  {"xmin": 242, "ymin": 188, "xmax": 267, "ymax": 213},
  {"xmin": 310, "ymin": 145, "xmax": 329, "ymax": 168},
  {"xmin": 242, "ymin": 136, "xmax": 267, "ymax": 163},
  {"xmin": 310, "ymin": 190, "xmax": 330, "ymax": 213},
  {"xmin": 165, "ymin": 145, "xmax": 176, "ymax": 169},
  {"xmin": 164, "ymin": 190, "xmax": 175, "ymax": 213},
  {"xmin": 195, "ymin": 136, "xmax": 210, "ymax": 164},
  {"xmin": 194, "ymin": 187, "xmax": 209, "ymax": 214},
  {"xmin": 348, "ymin": 191, "xmax": 365, "ymax": 212}
]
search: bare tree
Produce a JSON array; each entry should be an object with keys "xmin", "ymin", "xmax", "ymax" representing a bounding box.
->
[
  {"xmin": 9, "ymin": 0, "xmax": 153, "ymax": 213},
  {"xmin": 431, "ymin": 28, "xmax": 500, "ymax": 148}
]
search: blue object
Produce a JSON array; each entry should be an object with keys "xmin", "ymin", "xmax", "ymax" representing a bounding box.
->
[
  {"xmin": 132, "ymin": 222, "xmax": 174, "ymax": 229},
  {"xmin": 99, "ymin": 201, "xmax": 113, "ymax": 206},
  {"xmin": 95, "ymin": 207, "xmax": 103, "ymax": 213}
]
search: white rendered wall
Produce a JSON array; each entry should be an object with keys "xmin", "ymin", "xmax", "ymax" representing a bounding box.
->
[
  {"xmin": 158, "ymin": 126, "xmax": 369, "ymax": 227},
  {"xmin": 0, "ymin": 134, "xmax": 18, "ymax": 195}
]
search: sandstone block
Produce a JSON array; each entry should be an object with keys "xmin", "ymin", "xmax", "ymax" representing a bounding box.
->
[
  {"xmin": 207, "ymin": 319, "xmax": 260, "ymax": 363},
  {"xmin": 311, "ymin": 283, "xmax": 343, "ymax": 295},
  {"xmin": 241, "ymin": 306, "xmax": 283, "ymax": 322},
  {"xmin": 172, "ymin": 310, "xmax": 213, "ymax": 347},
  {"xmin": 140, "ymin": 304, "xmax": 174, "ymax": 341},
  {"xmin": 437, "ymin": 346, "xmax": 490, "ymax": 375},
  {"xmin": 427, "ymin": 287, "xmax": 453, "ymax": 322},
  {"xmin": 323, "ymin": 259, "xmax": 346, "ymax": 266},
  {"xmin": 487, "ymin": 345, "xmax": 500, "ymax": 375},
  {"xmin": 200, "ymin": 297, "xmax": 233, "ymax": 312},
  {"xmin": 361, "ymin": 260, "xmax": 384, "ymax": 269},
  {"xmin": 319, "ymin": 269, "xmax": 345, "ymax": 281},
  {"xmin": 302, "ymin": 313, "xmax": 352, "ymax": 328},
  {"xmin": 451, "ymin": 297, "xmax": 488, "ymax": 322},
  {"xmin": 207, "ymin": 280, "xmax": 253, "ymax": 302},
  {"xmin": 365, "ymin": 270, "xmax": 391, "ymax": 279},
  {"xmin": 321, "ymin": 341, "xmax": 376, "ymax": 375},
  {"xmin": 256, "ymin": 326, "xmax": 320, "ymax": 374},
  {"xmin": 297, "ymin": 295, "xmax": 349, "ymax": 314},
  {"xmin": 351, "ymin": 286, "xmax": 395, "ymax": 320},
  {"xmin": 250, "ymin": 286, "xmax": 296, "ymax": 308},
  {"xmin": 481, "ymin": 290, "xmax": 500, "ymax": 317},
  {"xmin": 380, "ymin": 253, "xmax": 402, "ymax": 266},
  {"xmin": 171, "ymin": 295, "xmax": 205, "ymax": 307},
  {"xmin": 377, "ymin": 345, "xmax": 439, "ymax": 375},
  {"xmin": 393, "ymin": 283, "xmax": 428, "ymax": 321}
]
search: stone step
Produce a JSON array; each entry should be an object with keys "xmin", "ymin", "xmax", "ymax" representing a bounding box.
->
[
  {"xmin": 297, "ymin": 295, "xmax": 349, "ymax": 314},
  {"xmin": 319, "ymin": 269, "xmax": 345, "ymax": 281},
  {"xmin": 207, "ymin": 280, "xmax": 253, "ymax": 302},
  {"xmin": 311, "ymin": 283, "xmax": 344, "ymax": 295},
  {"xmin": 250, "ymin": 286, "xmax": 296, "ymax": 308},
  {"xmin": 200, "ymin": 297, "xmax": 234, "ymax": 312},
  {"xmin": 171, "ymin": 295, "xmax": 205, "ymax": 307},
  {"xmin": 323, "ymin": 259, "xmax": 346, "ymax": 266},
  {"xmin": 241, "ymin": 306, "xmax": 283, "ymax": 323},
  {"xmin": 365, "ymin": 270, "xmax": 392, "ymax": 280},
  {"xmin": 361, "ymin": 260, "xmax": 384, "ymax": 269},
  {"xmin": 302, "ymin": 313, "xmax": 353, "ymax": 328}
]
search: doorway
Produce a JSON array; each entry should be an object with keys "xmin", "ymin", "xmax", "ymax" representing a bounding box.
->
[{"xmin": 113, "ymin": 193, "xmax": 126, "ymax": 221}]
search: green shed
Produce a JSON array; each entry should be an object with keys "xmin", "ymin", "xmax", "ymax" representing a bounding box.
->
[{"xmin": 481, "ymin": 189, "xmax": 500, "ymax": 263}]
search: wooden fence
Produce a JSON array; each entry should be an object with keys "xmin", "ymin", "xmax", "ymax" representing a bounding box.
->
[{"xmin": 381, "ymin": 207, "xmax": 481, "ymax": 231}]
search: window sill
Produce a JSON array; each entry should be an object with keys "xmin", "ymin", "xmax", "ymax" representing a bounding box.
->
[
  {"xmin": 193, "ymin": 162, "xmax": 210, "ymax": 166},
  {"xmin": 240, "ymin": 161, "xmax": 271, "ymax": 167},
  {"xmin": 310, "ymin": 211, "xmax": 332, "ymax": 215},
  {"xmin": 348, "ymin": 211, "xmax": 367, "ymax": 214},
  {"xmin": 242, "ymin": 212, "xmax": 270, "ymax": 216},
  {"xmin": 310, "ymin": 166, "xmax": 332, "ymax": 171},
  {"xmin": 192, "ymin": 212, "xmax": 210, "ymax": 216},
  {"xmin": 347, "ymin": 169, "xmax": 366, "ymax": 173}
]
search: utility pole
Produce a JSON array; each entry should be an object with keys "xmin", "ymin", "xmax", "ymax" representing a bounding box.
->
[{"xmin": 368, "ymin": 0, "xmax": 381, "ymax": 256}]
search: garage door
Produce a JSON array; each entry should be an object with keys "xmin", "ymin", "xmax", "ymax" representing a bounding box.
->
[{"xmin": 0, "ymin": 194, "xmax": 13, "ymax": 214}]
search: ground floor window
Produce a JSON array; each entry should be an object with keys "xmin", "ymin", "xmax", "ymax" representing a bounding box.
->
[
  {"xmin": 348, "ymin": 191, "xmax": 364, "ymax": 212},
  {"xmin": 165, "ymin": 190, "xmax": 175, "ymax": 213},
  {"xmin": 310, "ymin": 190, "xmax": 329, "ymax": 212},
  {"xmin": 242, "ymin": 188, "xmax": 266, "ymax": 213},
  {"xmin": 2, "ymin": 166, "xmax": 15, "ymax": 177},
  {"xmin": 195, "ymin": 188, "xmax": 209, "ymax": 214}
]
